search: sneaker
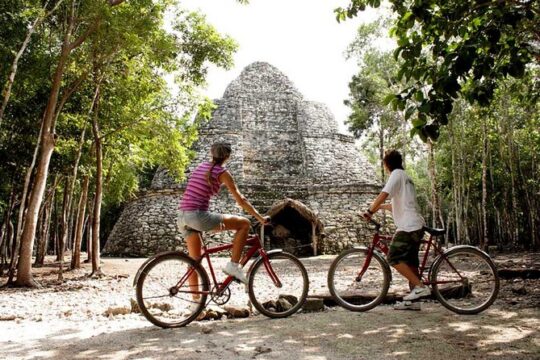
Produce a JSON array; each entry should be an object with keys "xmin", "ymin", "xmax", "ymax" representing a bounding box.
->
[
  {"xmin": 223, "ymin": 261, "xmax": 248, "ymax": 284},
  {"xmin": 394, "ymin": 301, "xmax": 421, "ymax": 311},
  {"xmin": 403, "ymin": 285, "xmax": 431, "ymax": 301}
]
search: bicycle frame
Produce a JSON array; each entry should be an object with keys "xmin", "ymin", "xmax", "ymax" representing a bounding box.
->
[
  {"xmin": 361, "ymin": 220, "xmax": 465, "ymax": 286},
  {"xmin": 174, "ymin": 225, "xmax": 282, "ymax": 298}
]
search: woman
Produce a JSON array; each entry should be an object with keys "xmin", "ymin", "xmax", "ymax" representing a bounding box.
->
[
  {"xmin": 177, "ymin": 142, "xmax": 268, "ymax": 286},
  {"xmin": 363, "ymin": 149, "xmax": 430, "ymax": 305}
]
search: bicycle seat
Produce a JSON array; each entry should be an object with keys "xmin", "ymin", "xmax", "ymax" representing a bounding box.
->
[{"xmin": 423, "ymin": 226, "xmax": 445, "ymax": 236}]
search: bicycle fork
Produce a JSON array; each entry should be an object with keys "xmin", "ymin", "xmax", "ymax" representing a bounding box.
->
[{"xmin": 356, "ymin": 248, "xmax": 375, "ymax": 282}]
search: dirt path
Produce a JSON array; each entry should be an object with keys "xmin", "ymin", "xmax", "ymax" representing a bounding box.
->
[{"xmin": 1, "ymin": 254, "xmax": 539, "ymax": 359}]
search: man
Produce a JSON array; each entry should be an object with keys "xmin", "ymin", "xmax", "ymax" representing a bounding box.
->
[{"xmin": 363, "ymin": 150, "xmax": 430, "ymax": 306}]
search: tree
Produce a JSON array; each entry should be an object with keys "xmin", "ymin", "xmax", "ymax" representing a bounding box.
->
[
  {"xmin": 337, "ymin": 0, "xmax": 539, "ymax": 140},
  {"xmin": 0, "ymin": 0, "xmax": 65, "ymax": 128},
  {"xmin": 4, "ymin": 0, "xmax": 237, "ymax": 286},
  {"xmin": 344, "ymin": 19, "xmax": 411, "ymax": 181},
  {"xmin": 14, "ymin": 0, "xmax": 125, "ymax": 287}
]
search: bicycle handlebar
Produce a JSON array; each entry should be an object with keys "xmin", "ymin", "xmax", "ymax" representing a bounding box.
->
[{"xmin": 362, "ymin": 216, "xmax": 381, "ymax": 230}]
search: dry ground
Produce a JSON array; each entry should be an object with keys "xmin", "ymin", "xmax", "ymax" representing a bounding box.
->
[{"xmin": 0, "ymin": 252, "xmax": 538, "ymax": 360}]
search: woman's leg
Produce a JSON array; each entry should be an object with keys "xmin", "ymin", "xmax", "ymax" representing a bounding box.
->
[
  {"xmin": 185, "ymin": 232, "xmax": 202, "ymax": 298},
  {"xmin": 215, "ymin": 215, "xmax": 250, "ymax": 262}
]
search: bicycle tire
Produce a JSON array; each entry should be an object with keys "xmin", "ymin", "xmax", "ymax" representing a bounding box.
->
[
  {"xmin": 328, "ymin": 247, "xmax": 391, "ymax": 312},
  {"xmin": 136, "ymin": 252, "xmax": 209, "ymax": 328},
  {"xmin": 430, "ymin": 246, "xmax": 499, "ymax": 315},
  {"xmin": 248, "ymin": 252, "xmax": 309, "ymax": 318}
]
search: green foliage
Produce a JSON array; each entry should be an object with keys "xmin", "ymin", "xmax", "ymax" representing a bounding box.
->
[
  {"xmin": 0, "ymin": 0, "xmax": 237, "ymax": 239},
  {"xmin": 337, "ymin": 0, "xmax": 539, "ymax": 140},
  {"xmin": 412, "ymin": 71, "xmax": 540, "ymax": 248},
  {"xmin": 344, "ymin": 17, "xmax": 422, "ymax": 181}
]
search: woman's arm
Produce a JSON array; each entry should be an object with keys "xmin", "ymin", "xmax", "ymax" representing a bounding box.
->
[
  {"xmin": 379, "ymin": 203, "xmax": 392, "ymax": 212},
  {"xmin": 219, "ymin": 171, "xmax": 266, "ymax": 223}
]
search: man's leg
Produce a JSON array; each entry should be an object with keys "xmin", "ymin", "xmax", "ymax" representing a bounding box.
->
[
  {"xmin": 408, "ymin": 265, "xmax": 420, "ymax": 290},
  {"xmin": 393, "ymin": 262, "xmax": 422, "ymax": 287}
]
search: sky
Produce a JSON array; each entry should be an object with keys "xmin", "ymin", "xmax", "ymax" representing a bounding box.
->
[{"xmin": 178, "ymin": 0, "xmax": 386, "ymax": 133}]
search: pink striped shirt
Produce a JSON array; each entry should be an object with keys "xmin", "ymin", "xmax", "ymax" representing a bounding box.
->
[{"xmin": 179, "ymin": 162, "xmax": 226, "ymax": 211}]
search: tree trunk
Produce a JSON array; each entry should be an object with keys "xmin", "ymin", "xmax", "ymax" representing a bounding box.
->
[
  {"xmin": 480, "ymin": 117, "xmax": 488, "ymax": 251},
  {"xmin": 427, "ymin": 141, "xmax": 442, "ymax": 227},
  {"xmin": 34, "ymin": 176, "xmax": 58, "ymax": 265},
  {"xmin": 449, "ymin": 118, "xmax": 460, "ymax": 245},
  {"xmin": 0, "ymin": 188, "xmax": 16, "ymax": 276},
  {"xmin": 85, "ymin": 212, "xmax": 92, "ymax": 263},
  {"xmin": 0, "ymin": 0, "xmax": 66, "ymax": 127},
  {"xmin": 379, "ymin": 125, "xmax": 384, "ymax": 182},
  {"xmin": 57, "ymin": 177, "xmax": 69, "ymax": 262},
  {"xmin": 90, "ymin": 87, "xmax": 104, "ymax": 277},
  {"xmin": 71, "ymin": 176, "xmax": 89, "ymax": 269},
  {"xmin": 65, "ymin": 126, "xmax": 87, "ymax": 254},
  {"xmin": 15, "ymin": 2, "xmax": 80, "ymax": 287},
  {"xmin": 57, "ymin": 177, "xmax": 71, "ymax": 281}
]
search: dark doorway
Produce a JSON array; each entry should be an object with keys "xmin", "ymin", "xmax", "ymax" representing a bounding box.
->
[{"xmin": 268, "ymin": 206, "xmax": 314, "ymax": 257}]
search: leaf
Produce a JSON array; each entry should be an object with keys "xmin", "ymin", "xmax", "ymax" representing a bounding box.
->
[
  {"xmin": 412, "ymin": 117, "xmax": 426, "ymax": 128},
  {"xmin": 405, "ymin": 106, "xmax": 415, "ymax": 120},
  {"xmin": 383, "ymin": 93, "xmax": 396, "ymax": 105}
]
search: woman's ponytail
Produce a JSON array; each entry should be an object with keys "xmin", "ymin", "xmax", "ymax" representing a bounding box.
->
[{"xmin": 206, "ymin": 142, "xmax": 232, "ymax": 186}]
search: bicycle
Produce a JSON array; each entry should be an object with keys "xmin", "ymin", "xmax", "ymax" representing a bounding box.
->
[
  {"xmin": 133, "ymin": 223, "xmax": 309, "ymax": 328},
  {"xmin": 327, "ymin": 219, "xmax": 499, "ymax": 314}
]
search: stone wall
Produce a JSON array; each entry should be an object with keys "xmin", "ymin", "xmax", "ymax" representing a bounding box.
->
[{"xmin": 105, "ymin": 62, "xmax": 381, "ymax": 257}]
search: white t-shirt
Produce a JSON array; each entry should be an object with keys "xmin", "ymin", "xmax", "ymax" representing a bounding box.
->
[{"xmin": 382, "ymin": 169, "xmax": 425, "ymax": 232}]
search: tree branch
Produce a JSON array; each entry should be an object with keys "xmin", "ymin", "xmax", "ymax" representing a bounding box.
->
[
  {"xmin": 68, "ymin": 20, "xmax": 99, "ymax": 51},
  {"xmin": 52, "ymin": 70, "xmax": 90, "ymax": 133},
  {"xmin": 108, "ymin": 0, "xmax": 127, "ymax": 6}
]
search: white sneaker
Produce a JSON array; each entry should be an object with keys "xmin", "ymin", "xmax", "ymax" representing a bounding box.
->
[
  {"xmin": 403, "ymin": 285, "xmax": 431, "ymax": 301},
  {"xmin": 223, "ymin": 261, "xmax": 248, "ymax": 284}
]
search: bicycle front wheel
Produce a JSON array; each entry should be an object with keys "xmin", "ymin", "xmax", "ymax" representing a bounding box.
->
[
  {"xmin": 431, "ymin": 246, "xmax": 499, "ymax": 314},
  {"xmin": 248, "ymin": 252, "xmax": 309, "ymax": 318},
  {"xmin": 136, "ymin": 253, "xmax": 209, "ymax": 328},
  {"xmin": 328, "ymin": 248, "xmax": 390, "ymax": 312}
]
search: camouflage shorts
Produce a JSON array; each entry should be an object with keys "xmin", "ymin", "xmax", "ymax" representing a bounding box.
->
[{"xmin": 387, "ymin": 229, "xmax": 424, "ymax": 267}]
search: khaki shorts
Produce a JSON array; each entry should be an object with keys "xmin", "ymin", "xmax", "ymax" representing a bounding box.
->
[
  {"xmin": 177, "ymin": 210, "xmax": 223, "ymax": 236},
  {"xmin": 387, "ymin": 229, "xmax": 424, "ymax": 268}
]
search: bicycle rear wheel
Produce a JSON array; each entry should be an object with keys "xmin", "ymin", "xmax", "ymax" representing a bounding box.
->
[
  {"xmin": 431, "ymin": 246, "xmax": 499, "ymax": 314},
  {"xmin": 248, "ymin": 252, "xmax": 309, "ymax": 318},
  {"xmin": 136, "ymin": 253, "xmax": 209, "ymax": 328},
  {"xmin": 328, "ymin": 248, "xmax": 390, "ymax": 312}
]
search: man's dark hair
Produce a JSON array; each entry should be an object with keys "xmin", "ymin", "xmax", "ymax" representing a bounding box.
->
[{"xmin": 383, "ymin": 150, "xmax": 404, "ymax": 171}]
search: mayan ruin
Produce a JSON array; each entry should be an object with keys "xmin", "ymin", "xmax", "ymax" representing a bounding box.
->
[{"xmin": 104, "ymin": 62, "xmax": 380, "ymax": 257}]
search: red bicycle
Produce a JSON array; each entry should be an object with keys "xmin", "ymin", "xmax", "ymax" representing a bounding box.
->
[
  {"xmin": 327, "ymin": 219, "xmax": 499, "ymax": 314},
  {"xmin": 134, "ymin": 224, "xmax": 309, "ymax": 328}
]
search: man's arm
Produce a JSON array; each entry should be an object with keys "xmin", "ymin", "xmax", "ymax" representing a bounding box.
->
[{"xmin": 363, "ymin": 192, "xmax": 389, "ymax": 219}]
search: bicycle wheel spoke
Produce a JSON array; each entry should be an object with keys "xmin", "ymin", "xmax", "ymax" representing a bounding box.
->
[
  {"xmin": 249, "ymin": 253, "xmax": 308, "ymax": 318},
  {"xmin": 328, "ymin": 249, "xmax": 389, "ymax": 311},
  {"xmin": 432, "ymin": 249, "xmax": 499, "ymax": 314},
  {"xmin": 136, "ymin": 254, "xmax": 208, "ymax": 328}
]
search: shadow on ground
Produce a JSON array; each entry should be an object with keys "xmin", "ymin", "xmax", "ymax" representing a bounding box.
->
[{"xmin": 2, "ymin": 305, "xmax": 538, "ymax": 360}]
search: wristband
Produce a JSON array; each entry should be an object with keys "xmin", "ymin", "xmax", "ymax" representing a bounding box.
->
[{"xmin": 367, "ymin": 209, "xmax": 374, "ymax": 215}]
